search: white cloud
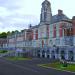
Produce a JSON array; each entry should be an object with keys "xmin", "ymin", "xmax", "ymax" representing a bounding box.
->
[
  {"xmin": 0, "ymin": 0, "xmax": 74, "ymax": 32},
  {"xmin": 0, "ymin": 7, "xmax": 11, "ymax": 18},
  {"xmin": 0, "ymin": 0, "xmax": 39, "ymax": 32}
]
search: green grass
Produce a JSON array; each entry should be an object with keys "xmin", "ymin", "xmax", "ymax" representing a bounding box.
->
[
  {"xmin": 39, "ymin": 62, "xmax": 75, "ymax": 72},
  {"xmin": 0, "ymin": 50, "xmax": 8, "ymax": 54},
  {"xmin": 6, "ymin": 57, "xmax": 32, "ymax": 61},
  {"xmin": 0, "ymin": 50, "xmax": 14, "ymax": 54}
]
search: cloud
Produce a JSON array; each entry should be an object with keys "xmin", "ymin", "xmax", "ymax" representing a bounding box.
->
[
  {"xmin": 0, "ymin": 0, "xmax": 74, "ymax": 32},
  {"xmin": 0, "ymin": 0, "xmax": 39, "ymax": 32}
]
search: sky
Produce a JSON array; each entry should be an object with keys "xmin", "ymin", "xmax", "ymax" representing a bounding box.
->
[{"xmin": 0, "ymin": 0, "xmax": 74, "ymax": 32}]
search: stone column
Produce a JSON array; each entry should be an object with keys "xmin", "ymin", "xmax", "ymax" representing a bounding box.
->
[
  {"xmin": 65, "ymin": 49, "xmax": 68, "ymax": 60},
  {"xmin": 45, "ymin": 53, "xmax": 47, "ymax": 58},
  {"xmin": 49, "ymin": 48, "xmax": 51, "ymax": 58},
  {"xmin": 59, "ymin": 48, "xmax": 61, "ymax": 60},
  {"xmin": 40, "ymin": 52, "xmax": 42, "ymax": 58}
]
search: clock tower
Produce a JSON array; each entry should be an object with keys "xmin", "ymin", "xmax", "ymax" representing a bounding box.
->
[{"xmin": 40, "ymin": 0, "xmax": 52, "ymax": 25}]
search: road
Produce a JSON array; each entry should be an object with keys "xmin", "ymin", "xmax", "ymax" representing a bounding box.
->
[{"xmin": 0, "ymin": 58, "xmax": 75, "ymax": 75}]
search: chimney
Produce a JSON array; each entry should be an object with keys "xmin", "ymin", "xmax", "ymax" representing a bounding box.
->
[
  {"xmin": 72, "ymin": 16, "xmax": 75, "ymax": 25},
  {"xmin": 58, "ymin": 9, "xmax": 63, "ymax": 15}
]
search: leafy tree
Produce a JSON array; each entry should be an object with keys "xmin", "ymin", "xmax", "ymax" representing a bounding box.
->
[
  {"xmin": 0, "ymin": 32, "xmax": 7, "ymax": 38},
  {"xmin": 15, "ymin": 30, "xmax": 19, "ymax": 33},
  {"xmin": 21, "ymin": 30, "xmax": 24, "ymax": 32},
  {"xmin": 7, "ymin": 31, "xmax": 11, "ymax": 35},
  {"xmin": 11, "ymin": 31, "xmax": 15, "ymax": 34}
]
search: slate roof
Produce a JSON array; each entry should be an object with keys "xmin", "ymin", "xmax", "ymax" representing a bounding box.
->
[{"xmin": 51, "ymin": 14, "xmax": 69, "ymax": 24}]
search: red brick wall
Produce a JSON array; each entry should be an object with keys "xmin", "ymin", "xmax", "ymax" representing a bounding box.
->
[
  {"xmin": 35, "ymin": 30, "xmax": 38, "ymax": 40},
  {"xmin": 53, "ymin": 25, "xmax": 56, "ymax": 38}
]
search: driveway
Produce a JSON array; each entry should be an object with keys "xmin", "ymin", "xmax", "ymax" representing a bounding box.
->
[{"xmin": 0, "ymin": 58, "xmax": 75, "ymax": 75}]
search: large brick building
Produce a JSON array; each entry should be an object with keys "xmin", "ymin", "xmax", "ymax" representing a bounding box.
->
[{"xmin": 7, "ymin": 0, "xmax": 75, "ymax": 61}]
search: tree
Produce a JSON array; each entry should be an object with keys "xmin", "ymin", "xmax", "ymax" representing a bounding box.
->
[
  {"xmin": 15, "ymin": 30, "xmax": 19, "ymax": 33},
  {"xmin": 7, "ymin": 31, "xmax": 11, "ymax": 35},
  {"xmin": 0, "ymin": 32, "xmax": 7, "ymax": 38},
  {"xmin": 11, "ymin": 31, "xmax": 15, "ymax": 34}
]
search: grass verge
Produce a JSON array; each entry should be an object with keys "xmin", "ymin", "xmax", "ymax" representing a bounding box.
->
[
  {"xmin": 6, "ymin": 57, "xmax": 32, "ymax": 61},
  {"xmin": 0, "ymin": 50, "xmax": 8, "ymax": 54},
  {"xmin": 38, "ymin": 62, "xmax": 75, "ymax": 72}
]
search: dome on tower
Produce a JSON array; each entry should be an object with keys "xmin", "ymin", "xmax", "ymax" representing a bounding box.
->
[{"xmin": 42, "ymin": 0, "xmax": 50, "ymax": 6}]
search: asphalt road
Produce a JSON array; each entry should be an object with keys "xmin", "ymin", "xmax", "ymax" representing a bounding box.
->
[{"xmin": 0, "ymin": 58, "xmax": 75, "ymax": 75}]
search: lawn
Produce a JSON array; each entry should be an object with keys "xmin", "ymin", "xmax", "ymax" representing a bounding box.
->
[
  {"xmin": 39, "ymin": 61, "xmax": 75, "ymax": 72},
  {"xmin": 0, "ymin": 50, "xmax": 8, "ymax": 54},
  {"xmin": 6, "ymin": 57, "xmax": 32, "ymax": 61},
  {"xmin": 0, "ymin": 50, "xmax": 14, "ymax": 54}
]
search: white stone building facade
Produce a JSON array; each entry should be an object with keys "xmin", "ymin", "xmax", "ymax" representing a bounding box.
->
[{"xmin": 6, "ymin": 0, "xmax": 75, "ymax": 61}]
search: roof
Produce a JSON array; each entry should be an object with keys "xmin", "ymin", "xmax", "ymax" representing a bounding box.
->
[
  {"xmin": 51, "ymin": 14, "xmax": 69, "ymax": 24},
  {"xmin": 30, "ymin": 25, "xmax": 39, "ymax": 29},
  {"xmin": 62, "ymin": 19, "xmax": 72, "ymax": 23},
  {"xmin": 42, "ymin": 0, "xmax": 50, "ymax": 6}
]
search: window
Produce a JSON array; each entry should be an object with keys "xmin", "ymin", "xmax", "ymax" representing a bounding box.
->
[
  {"xmin": 35, "ymin": 30, "xmax": 38, "ymax": 40},
  {"xmin": 53, "ymin": 25, "xmax": 56, "ymax": 38}
]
